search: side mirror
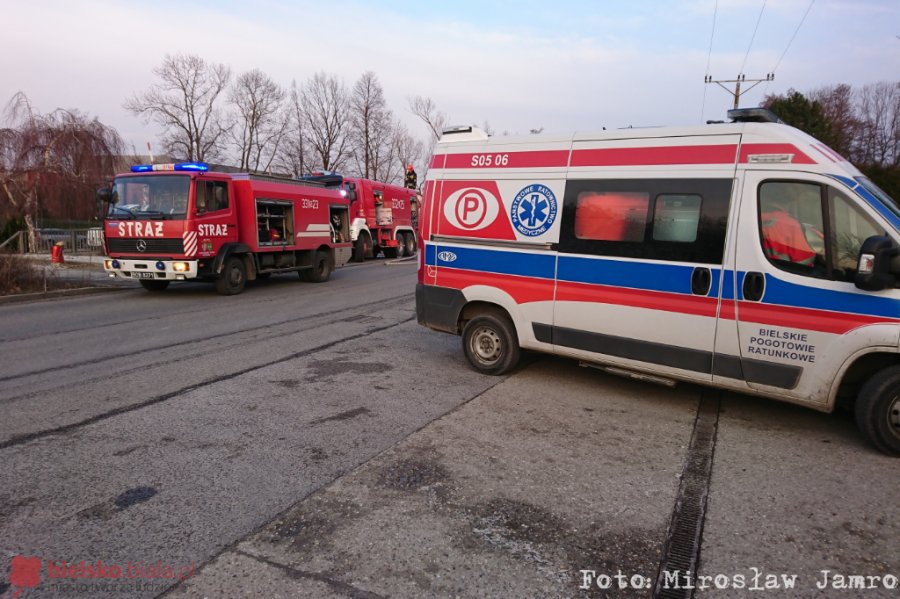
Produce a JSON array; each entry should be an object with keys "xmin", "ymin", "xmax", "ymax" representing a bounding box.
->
[
  {"xmin": 96, "ymin": 187, "xmax": 117, "ymax": 204},
  {"xmin": 855, "ymin": 235, "xmax": 899, "ymax": 291}
]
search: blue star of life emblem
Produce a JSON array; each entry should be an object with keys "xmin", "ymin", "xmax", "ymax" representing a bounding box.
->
[{"xmin": 510, "ymin": 184, "xmax": 558, "ymax": 237}]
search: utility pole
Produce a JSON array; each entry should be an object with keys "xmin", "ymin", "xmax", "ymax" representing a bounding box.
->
[{"xmin": 705, "ymin": 73, "xmax": 775, "ymax": 109}]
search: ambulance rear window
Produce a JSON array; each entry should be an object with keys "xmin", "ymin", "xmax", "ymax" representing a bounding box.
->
[{"xmin": 575, "ymin": 192, "xmax": 649, "ymax": 242}]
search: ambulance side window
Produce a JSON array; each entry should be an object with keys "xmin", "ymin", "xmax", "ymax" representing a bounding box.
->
[
  {"xmin": 828, "ymin": 187, "xmax": 883, "ymax": 282},
  {"xmin": 560, "ymin": 178, "xmax": 732, "ymax": 264},
  {"xmin": 758, "ymin": 181, "xmax": 825, "ymax": 276}
]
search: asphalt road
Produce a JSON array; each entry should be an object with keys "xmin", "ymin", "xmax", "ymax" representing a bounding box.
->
[{"xmin": 1, "ymin": 259, "xmax": 897, "ymax": 598}]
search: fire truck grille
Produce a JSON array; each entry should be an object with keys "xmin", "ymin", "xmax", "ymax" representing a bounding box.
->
[{"xmin": 107, "ymin": 238, "xmax": 185, "ymax": 254}]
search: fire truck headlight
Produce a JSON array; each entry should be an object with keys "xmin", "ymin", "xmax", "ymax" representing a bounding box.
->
[
  {"xmin": 173, "ymin": 262, "xmax": 189, "ymax": 273},
  {"xmin": 155, "ymin": 261, "xmax": 166, "ymax": 271},
  {"xmin": 110, "ymin": 260, "xmax": 120, "ymax": 269}
]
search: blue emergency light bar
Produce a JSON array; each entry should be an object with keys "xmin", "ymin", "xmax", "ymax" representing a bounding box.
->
[{"xmin": 130, "ymin": 162, "xmax": 209, "ymax": 173}]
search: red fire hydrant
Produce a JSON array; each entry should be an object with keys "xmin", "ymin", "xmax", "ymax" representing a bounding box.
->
[{"xmin": 51, "ymin": 241, "xmax": 65, "ymax": 264}]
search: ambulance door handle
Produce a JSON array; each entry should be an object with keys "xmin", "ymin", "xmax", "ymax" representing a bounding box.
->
[
  {"xmin": 743, "ymin": 272, "xmax": 765, "ymax": 302},
  {"xmin": 691, "ymin": 267, "xmax": 712, "ymax": 296}
]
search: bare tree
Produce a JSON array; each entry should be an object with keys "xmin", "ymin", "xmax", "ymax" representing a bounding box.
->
[
  {"xmin": 300, "ymin": 72, "xmax": 350, "ymax": 172},
  {"xmin": 125, "ymin": 53, "xmax": 231, "ymax": 162},
  {"xmin": 274, "ymin": 81, "xmax": 311, "ymax": 177},
  {"xmin": 229, "ymin": 69, "xmax": 287, "ymax": 172},
  {"xmin": 854, "ymin": 82, "xmax": 900, "ymax": 167},
  {"xmin": 810, "ymin": 84, "xmax": 859, "ymax": 159},
  {"xmin": 386, "ymin": 123, "xmax": 424, "ymax": 186},
  {"xmin": 349, "ymin": 71, "xmax": 394, "ymax": 179},
  {"xmin": 0, "ymin": 92, "xmax": 123, "ymax": 247},
  {"xmin": 409, "ymin": 95, "xmax": 447, "ymax": 141}
]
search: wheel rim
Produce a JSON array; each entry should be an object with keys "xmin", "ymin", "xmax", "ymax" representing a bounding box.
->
[
  {"xmin": 229, "ymin": 265, "xmax": 243, "ymax": 287},
  {"xmin": 889, "ymin": 393, "xmax": 900, "ymax": 435},
  {"xmin": 469, "ymin": 326, "xmax": 502, "ymax": 365}
]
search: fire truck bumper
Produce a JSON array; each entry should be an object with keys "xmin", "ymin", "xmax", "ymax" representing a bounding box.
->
[{"xmin": 103, "ymin": 258, "xmax": 199, "ymax": 281}]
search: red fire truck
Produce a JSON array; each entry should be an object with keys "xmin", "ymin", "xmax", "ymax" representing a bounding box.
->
[
  {"xmin": 98, "ymin": 162, "xmax": 352, "ymax": 295},
  {"xmin": 303, "ymin": 173, "xmax": 419, "ymax": 261}
]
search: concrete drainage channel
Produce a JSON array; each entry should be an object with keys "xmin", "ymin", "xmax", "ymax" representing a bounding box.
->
[{"xmin": 653, "ymin": 390, "xmax": 721, "ymax": 599}]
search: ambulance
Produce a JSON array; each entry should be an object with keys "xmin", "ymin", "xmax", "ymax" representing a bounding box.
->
[{"xmin": 415, "ymin": 109, "xmax": 900, "ymax": 455}]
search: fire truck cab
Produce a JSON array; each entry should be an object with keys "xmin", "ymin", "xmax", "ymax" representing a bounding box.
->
[
  {"xmin": 100, "ymin": 162, "xmax": 352, "ymax": 295},
  {"xmin": 416, "ymin": 109, "xmax": 900, "ymax": 455}
]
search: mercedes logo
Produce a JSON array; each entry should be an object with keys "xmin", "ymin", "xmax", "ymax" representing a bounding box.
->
[{"xmin": 136, "ymin": 239, "xmax": 147, "ymax": 252}]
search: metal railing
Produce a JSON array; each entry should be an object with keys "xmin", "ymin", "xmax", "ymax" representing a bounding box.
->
[{"xmin": 0, "ymin": 228, "xmax": 104, "ymax": 254}]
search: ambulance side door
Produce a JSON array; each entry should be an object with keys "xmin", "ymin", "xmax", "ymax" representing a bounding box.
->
[
  {"xmin": 552, "ymin": 176, "xmax": 734, "ymax": 383},
  {"xmin": 730, "ymin": 170, "xmax": 900, "ymax": 404}
]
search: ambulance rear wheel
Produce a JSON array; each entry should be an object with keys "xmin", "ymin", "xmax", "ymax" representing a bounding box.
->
[
  {"xmin": 306, "ymin": 250, "xmax": 331, "ymax": 283},
  {"xmin": 216, "ymin": 256, "xmax": 246, "ymax": 295},
  {"xmin": 855, "ymin": 365, "xmax": 900, "ymax": 456},
  {"xmin": 139, "ymin": 280, "xmax": 169, "ymax": 292},
  {"xmin": 462, "ymin": 312, "xmax": 520, "ymax": 375}
]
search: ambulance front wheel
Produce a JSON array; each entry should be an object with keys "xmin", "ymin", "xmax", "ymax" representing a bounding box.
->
[
  {"xmin": 855, "ymin": 365, "xmax": 900, "ymax": 456},
  {"xmin": 462, "ymin": 312, "xmax": 520, "ymax": 375}
]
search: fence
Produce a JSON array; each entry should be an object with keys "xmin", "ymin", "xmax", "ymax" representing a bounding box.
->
[{"xmin": 0, "ymin": 228, "xmax": 103, "ymax": 254}]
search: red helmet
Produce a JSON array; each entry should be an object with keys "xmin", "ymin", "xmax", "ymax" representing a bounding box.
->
[{"xmin": 406, "ymin": 164, "xmax": 414, "ymax": 171}]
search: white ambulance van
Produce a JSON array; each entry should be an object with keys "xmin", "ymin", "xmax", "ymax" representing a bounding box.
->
[{"xmin": 415, "ymin": 109, "xmax": 900, "ymax": 455}]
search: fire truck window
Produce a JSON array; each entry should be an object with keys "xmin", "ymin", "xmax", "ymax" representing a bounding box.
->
[
  {"xmin": 653, "ymin": 194, "xmax": 701, "ymax": 242},
  {"xmin": 758, "ymin": 181, "xmax": 825, "ymax": 275},
  {"xmin": 828, "ymin": 187, "xmax": 883, "ymax": 281},
  {"xmin": 210, "ymin": 183, "xmax": 229, "ymax": 211},
  {"xmin": 574, "ymin": 192, "xmax": 649, "ymax": 241}
]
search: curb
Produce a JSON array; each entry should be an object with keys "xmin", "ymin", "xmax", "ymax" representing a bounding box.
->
[{"xmin": 0, "ymin": 285, "xmax": 128, "ymax": 306}]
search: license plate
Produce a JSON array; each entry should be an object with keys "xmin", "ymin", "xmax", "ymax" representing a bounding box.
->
[{"xmin": 132, "ymin": 272, "xmax": 156, "ymax": 279}]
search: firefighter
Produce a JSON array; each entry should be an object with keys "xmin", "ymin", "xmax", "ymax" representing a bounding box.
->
[{"xmin": 404, "ymin": 164, "xmax": 417, "ymax": 190}]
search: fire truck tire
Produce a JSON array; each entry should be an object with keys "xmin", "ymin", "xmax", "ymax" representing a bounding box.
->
[
  {"xmin": 216, "ymin": 256, "xmax": 247, "ymax": 295},
  {"xmin": 461, "ymin": 312, "xmax": 520, "ymax": 375},
  {"xmin": 139, "ymin": 280, "xmax": 170, "ymax": 292},
  {"xmin": 404, "ymin": 233, "xmax": 417, "ymax": 256},
  {"xmin": 353, "ymin": 235, "xmax": 368, "ymax": 263},
  {"xmin": 855, "ymin": 365, "xmax": 900, "ymax": 455},
  {"xmin": 306, "ymin": 250, "xmax": 331, "ymax": 283}
]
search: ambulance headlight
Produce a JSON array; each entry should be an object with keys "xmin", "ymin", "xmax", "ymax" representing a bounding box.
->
[
  {"xmin": 156, "ymin": 261, "xmax": 166, "ymax": 271},
  {"xmin": 173, "ymin": 262, "xmax": 189, "ymax": 273}
]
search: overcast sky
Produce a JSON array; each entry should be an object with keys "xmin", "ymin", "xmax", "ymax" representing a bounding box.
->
[{"xmin": 2, "ymin": 0, "xmax": 898, "ymax": 155}]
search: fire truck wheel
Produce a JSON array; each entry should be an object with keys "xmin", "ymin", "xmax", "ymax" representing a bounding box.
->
[
  {"xmin": 855, "ymin": 365, "xmax": 900, "ymax": 455},
  {"xmin": 404, "ymin": 233, "xmax": 417, "ymax": 256},
  {"xmin": 352, "ymin": 235, "xmax": 368, "ymax": 262},
  {"xmin": 462, "ymin": 312, "xmax": 520, "ymax": 375},
  {"xmin": 139, "ymin": 280, "xmax": 170, "ymax": 292},
  {"xmin": 216, "ymin": 256, "xmax": 247, "ymax": 295},
  {"xmin": 306, "ymin": 250, "xmax": 332, "ymax": 283}
]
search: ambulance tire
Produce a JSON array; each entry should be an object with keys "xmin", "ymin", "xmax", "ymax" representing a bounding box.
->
[
  {"xmin": 855, "ymin": 365, "xmax": 900, "ymax": 456},
  {"xmin": 462, "ymin": 312, "xmax": 520, "ymax": 375},
  {"xmin": 404, "ymin": 233, "xmax": 417, "ymax": 256},
  {"xmin": 139, "ymin": 280, "xmax": 169, "ymax": 292},
  {"xmin": 306, "ymin": 250, "xmax": 331, "ymax": 283},
  {"xmin": 216, "ymin": 256, "xmax": 246, "ymax": 295}
]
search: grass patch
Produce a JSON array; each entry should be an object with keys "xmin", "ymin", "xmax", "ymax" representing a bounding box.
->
[{"xmin": 0, "ymin": 252, "xmax": 82, "ymax": 296}]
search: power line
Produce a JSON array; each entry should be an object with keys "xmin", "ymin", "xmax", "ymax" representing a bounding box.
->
[
  {"xmin": 771, "ymin": 0, "xmax": 816, "ymax": 74},
  {"xmin": 700, "ymin": 0, "xmax": 719, "ymax": 122},
  {"xmin": 740, "ymin": 0, "xmax": 768, "ymax": 75}
]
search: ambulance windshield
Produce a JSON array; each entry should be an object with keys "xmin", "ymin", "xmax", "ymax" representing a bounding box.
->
[
  {"xmin": 109, "ymin": 175, "xmax": 190, "ymax": 220},
  {"xmin": 857, "ymin": 177, "xmax": 900, "ymax": 221}
]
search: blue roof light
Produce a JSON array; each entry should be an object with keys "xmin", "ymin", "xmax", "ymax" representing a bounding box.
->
[{"xmin": 130, "ymin": 162, "xmax": 209, "ymax": 173}]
